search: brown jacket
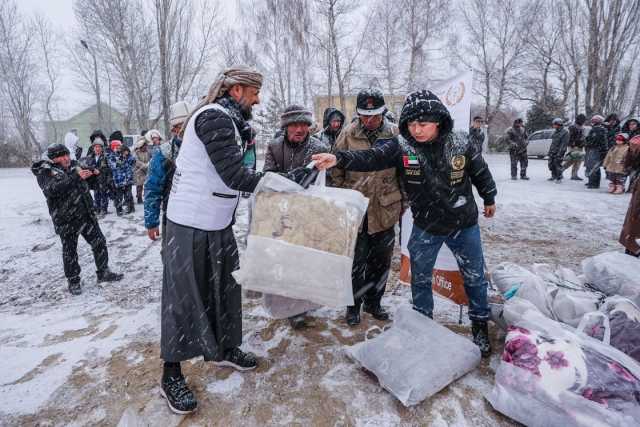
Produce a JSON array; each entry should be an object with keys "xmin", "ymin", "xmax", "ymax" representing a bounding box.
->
[
  {"xmin": 134, "ymin": 140, "xmax": 151, "ymax": 187},
  {"xmin": 603, "ymin": 144, "xmax": 629, "ymax": 175},
  {"xmin": 620, "ymin": 142, "xmax": 640, "ymax": 254},
  {"xmin": 332, "ymin": 119, "xmax": 403, "ymax": 234}
]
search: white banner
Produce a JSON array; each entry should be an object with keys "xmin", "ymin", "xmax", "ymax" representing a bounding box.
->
[
  {"xmin": 431, "ymin": 70, "xmax": 473, "ymax": 132},
  {"xmin": 400, "ymin": 71, "xmax": 473, "ymax": 268}
]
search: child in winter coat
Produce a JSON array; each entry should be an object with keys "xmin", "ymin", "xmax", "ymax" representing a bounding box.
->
[
  {"xmin": 603, "ymin": 133, "xmax": 630, "ymax": 194},
  {"xmin": 133, "ymin": 137, "xmax": 151, "ymax": 204},
  {"xmin": 82, "ymin": 139, "xmax": 113, "ymax": 216},
  {"xmin": 108, "ymin": 141, "xmax": 136, "ymax": 215}
]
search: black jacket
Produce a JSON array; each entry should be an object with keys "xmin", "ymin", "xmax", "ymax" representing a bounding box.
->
[
  {"xmin": 81, "ymin": 153, "xmax": 112, "ymax": 191},
  {"xmin": 568, "ymin": 124, "xmax": 585, "ymax": 149},
  {"xmin": 31, "ymin": 160, "xmax": 97, "ymax": 235},
  {"xmin": 506, "ymin": 126, "xmax": 528, "ymax": 154},
  {"xmin": 193, "ymin": 95, "xmax": 263, "ymax": 193},
  {"xmin": 336, "ymin": 132, "xmax": 496, "ymax": 235},
  {"xmin": 585, "ymin": 124, "xmax": 609, "ymax": 156},
  {"xmin": 469, "ymin": 127, "xmax": 485, "ymax": 152},
  {"xmin": 548, "ymin": 127, "xmax": 569, "ymax": 157}
]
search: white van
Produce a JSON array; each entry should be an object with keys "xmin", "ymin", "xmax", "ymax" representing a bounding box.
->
[{"xmin": 527, "ymin": 129, "xmax": 554, "ymax": 158}]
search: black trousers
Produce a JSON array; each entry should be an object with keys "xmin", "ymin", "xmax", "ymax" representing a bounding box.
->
[
  {"xmin": 161, "ymin": 221, "xmax": 242, "ymax": 362},
  {"xmin": 114, "ymin": 185, "xmax": 134, "ymax": 213},
  {"xmin": 60, "ymin": 218, "xmax": 109, "ymax": 281},
  {"xmin": 510, "ymin": 151, "xmax": 528, "ymax": 177},
  {"xmin": 548, "ymin": 155, "xmax": 564, "ymax": 179},
  {"xmin": 351, "ymin": 224, "xmax": 395, "ymax": 309},
  {"xmin": 585, "ymin": 149, "xmax": 603, "ymax": 187}
]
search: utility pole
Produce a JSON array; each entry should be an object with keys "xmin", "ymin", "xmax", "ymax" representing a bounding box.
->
[{"xmin": 80, "ymin": 39, "xmax": 103, "ymax": 130}]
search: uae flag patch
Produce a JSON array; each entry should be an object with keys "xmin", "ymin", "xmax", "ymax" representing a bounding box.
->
[{"xmin": 403, "ymin": 155, "xmax": 419, "ymax": 167}]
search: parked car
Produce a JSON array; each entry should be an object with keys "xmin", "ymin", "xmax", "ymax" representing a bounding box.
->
[{"xmin": 527, "ymin": 129, "xmax": 554, "ymax": 159}]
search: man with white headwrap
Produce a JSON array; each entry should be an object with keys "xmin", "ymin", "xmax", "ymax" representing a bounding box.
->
[{"xmin": 159, "ymin": 67, "xmax": 313, "ymax": 414}]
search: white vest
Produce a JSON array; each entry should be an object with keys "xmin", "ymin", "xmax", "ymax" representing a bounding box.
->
[{"xmin": 166, "ymin": 103, "xmax": 241, "ymax": 231}]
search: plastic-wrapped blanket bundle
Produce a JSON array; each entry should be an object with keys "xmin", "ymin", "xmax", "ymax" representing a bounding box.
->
[
  {"xmin": 346, "ymin": 305, "xmax": 481, "ymax": 406},
  {"xmin": 582, "ymin": 252, "xmax": 640, "ymax": 306},
  {"xmin": 233, "ymin": 171, "xmax": 368, "ymax": 308},
  {"xmin": 487, "ymin": 297, "xmax": 640, "ymax": 427}
]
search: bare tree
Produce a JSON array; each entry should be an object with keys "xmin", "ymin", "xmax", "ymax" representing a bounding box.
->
[
  {"xmin": 368, "ymin": 0, "xmax": 403, "ymax": 94},
  {"xmin": 400, "ymin": 0, "xmax": 450, "ymax": 91},
  {"xmin": 34, "ymin": 15, "xmax": 61, "ymax": 143},
  {"xmin": 74, "ymin": 0, "xmax": 158, "ymax": 132},
  {"xmin": 583, "ymin": 0, "xmax": 640, "ymax": 115},
  {"xmin": 460, "ymin": 0, "xmax": 535, "ymax": 135},
  {"xmin": 314, "ymin": 0, "xmax": 369, "ymax": 112},
  {"xmin": 0, "ymin": 1, "xmax": 39, "ymax": 157},
  {"xmin": 154, "ymin": 0, "xmax": 220, "ymax": 135}
]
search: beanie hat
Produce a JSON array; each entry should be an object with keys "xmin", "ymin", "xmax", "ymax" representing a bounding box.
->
[
  {"xmin": 280, "ymin": 105, "xmax": 313, "ymax": 128},
  {"xmin": 552, "ymin": 118, "xmax": 564, "ymax": 126},
  {"xmin": 616, "ymin": 133, "xmax": 629, "ymax": 141},
  {"xmin": 109, "ymin": 130, "xmax": 124, "ymax": 142},
  {"xmin": 110, "ymin": 140, "xmax": 122, "ymax": 151},
  {"xmin": 356, "ymin": 89, "xmax": 386, "ymax": 116},
  {"xmin": 591, "ymin": 115, "xmax": 605, "ymax": 125},
  {"xmin": 145, "ymin": 129, "xmax": 164, "ymax": 144},
  {"xmin": 170, "ymin": 101, "xmax": 191, "ymax": 127},
  {"xmin": 90, "ymin": 130, "xmax": 106, "ymax": 143},
  {"xmin": 399, "ymin": 90, "xmax": 453, "ymax": 140},
  {"xmin": 47, "ymin": 143, "xmax": 70, "ymax": 160}
]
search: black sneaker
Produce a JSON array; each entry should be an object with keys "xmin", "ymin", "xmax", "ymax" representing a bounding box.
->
[
  {"xmin": 213, "ymin": 348, "xmax": 258, "ymax": 371},
  {"xmin": 68, "ymin": 277, "xmax": 83, "ymax": 295},
  {"xmin": 571, "ymin": 176, "xmax": 583, "ymax": 181},
  {"xmin": 363, "ymin": 304, "xmax": 390, "ymax": 321},
  {"xmin": 160, "ymin": 375, "xmax": 197, "ymax": 415},
  {"xmin": 288, "ymin": 314, "xmax": 307, "ymax": 330},
  {"xmin": 346, "ymin": 305, "xmax": 361, "ymax": 326},
  {"xmin": 472, "ymin": 320, "xmax": 491, "ymax": 358},
  {"xmin": 520, "ymin": 176, "xmax": 530, "ymax": 180},
  {"xmin": 547, "ymin": 177, "xmax": 555, "ymax": 181},
  {"xmin": 97, "ymin": 269, "xmax": 124, "ymax": 283}
]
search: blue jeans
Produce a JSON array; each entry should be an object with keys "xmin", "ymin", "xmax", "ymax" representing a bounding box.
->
[
  {"xmin": 93, "ymin": 190, "xmax": 109, "ymax": 213},
  {"xmin": 408, "ymin": 224, "xmax": 489, "ymax": 321}
]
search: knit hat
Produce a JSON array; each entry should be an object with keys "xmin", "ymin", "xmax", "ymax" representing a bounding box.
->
[
  {"xmin": 615, "ymin": 133, "xmax": 629, "ymax": 142},
  {"xmin": 109, "ymin": 130, "xmax": 124, "ymax": 142},
  {"xmin": 399, "ymin": 90, "xmax": 453, "ymax": 140},
  {"xmin": 591, "ymin": 115, "xmax": 605, "ymax": 125},
  {"xmin": 110, "ymin": 140, "xmax": 122, "ymax": 151},
  {"xmin": 170, "ymin": 101, "xmax": 191, "ymax": 127},
  {"xmin": 90, "ymin": 130, "xmax": 107, "ymax": 143},
  {"xmin": 47, "ymin": 143, "xmax": 70, "ymax": 160},
  {"xmin": 280, "ymin": 105, "xmax": 313, "ymax": 128},
  {"xmin": 145, "ymin": 129, "xmax": 164, "ymax": 144}
]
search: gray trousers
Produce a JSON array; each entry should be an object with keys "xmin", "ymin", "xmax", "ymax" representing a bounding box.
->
[{"xmin": 161, "ymin": 220, "xmax": 242, "ymax": 362}]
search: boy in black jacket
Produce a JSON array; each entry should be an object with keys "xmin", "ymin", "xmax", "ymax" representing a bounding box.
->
[{"xmin": 313, "ymin": 90, "xmax": 497, "ymax": 356}]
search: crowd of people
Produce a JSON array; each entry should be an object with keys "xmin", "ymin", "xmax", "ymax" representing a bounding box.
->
[
  {"xmin": 29, "ymin": 64, "xmax": 640, "ymax": 415},
  {"xmin": 498, "ymin": 113, "xmax": 640, "ymax": 193}
]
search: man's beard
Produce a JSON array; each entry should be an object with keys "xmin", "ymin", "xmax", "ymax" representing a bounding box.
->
[{"xmin": 238, "ymin": 97, "xmax": 253, "ymax": 120}]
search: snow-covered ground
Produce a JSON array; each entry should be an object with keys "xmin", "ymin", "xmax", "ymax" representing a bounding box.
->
[{"xmin": 0, "ymin": 155, "xmax": 632, "ymax": 426}]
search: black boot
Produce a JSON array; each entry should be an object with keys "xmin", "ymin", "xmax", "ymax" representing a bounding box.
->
[
  {"xmin": 571, "ymin": 176, "xmax": 583, "ymax": 181},
  {"xmin": 97, "ymin": 269, "xmax": 124, "ymax": 283},
  {"xmin": 471, "ymin": 320, "xmax": 491, "ymax": 358},
  {"xmin": 363, "ymin": 303, "xmax": 390, "ymax": 321},
  {"xmin": 288, "ymin": 314, "xmax": 307, "ymax": 330},
  {"xmin": 161, "ymin": 363, "xmax": 197, "ymax": 415},
  {"xmin": 68, "ymin": 277, "xmax": 83, "ymax": 295},
  {"xmin": 213, "ymin": 347, "xmax": 258, "ymax": 371},
  {"xmin": 346, "ymin": 305, "xmax": 361, "ymax": 326},
  {"xmin": 511, "ymin": 176, "xmax": 517, "ymax": 180},
  {"xmin": 520, "ymin": 175, "xmax": 530, "ymax": 180}
]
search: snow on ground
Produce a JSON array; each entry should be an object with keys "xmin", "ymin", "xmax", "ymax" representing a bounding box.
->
[{"xmin": 0, "ymin": 155, "xmax": 632, "ymax": 426}]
